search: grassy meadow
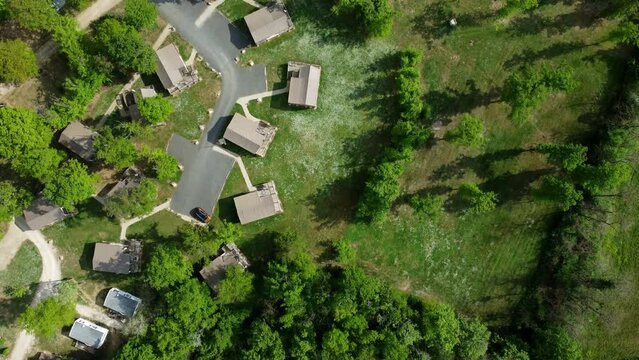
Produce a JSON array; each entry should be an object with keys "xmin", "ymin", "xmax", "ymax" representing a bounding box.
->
[{"xmin": 225, "ymin": 0, "xmax": 629, "ymax": 333}]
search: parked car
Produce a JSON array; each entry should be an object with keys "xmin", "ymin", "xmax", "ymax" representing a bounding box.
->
[{"xmin": 192, "ymin": 207, "xmax": 211, "ymax": 223}]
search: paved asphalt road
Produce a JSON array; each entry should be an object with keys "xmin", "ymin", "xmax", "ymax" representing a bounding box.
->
[{"xmin": 155, "ymin": 0, "xmax": 267, "ymax": 216}]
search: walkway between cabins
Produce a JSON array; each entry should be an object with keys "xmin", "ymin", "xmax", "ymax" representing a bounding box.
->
[
  {"xmin": 236, "ymin": 86, "xmax": 289, "ymax": 122},
  {"xmin": 96, "ymin": 23, "xmax": 175, "ymax": 128}
]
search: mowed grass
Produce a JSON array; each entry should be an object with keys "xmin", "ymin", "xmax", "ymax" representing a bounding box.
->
[
  {"xmin": 218, "ymin": 0, "xmax": 258, "ymax": 23},
  {"xmin": 229, "ymin": 0, "xmax": 628, "ymax": 324},
  {"xmin": 0, "ymin": 241, "xmax": 42, "ymax": 348},
  {"xmin": 572, "ymin": 173, "xmax": 639, "ymax": 360}
]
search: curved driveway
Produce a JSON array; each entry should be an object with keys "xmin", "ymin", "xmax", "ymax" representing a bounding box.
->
[{"xmin": 155, "ymin": 1, "xmax": 267, "ymax": 216}]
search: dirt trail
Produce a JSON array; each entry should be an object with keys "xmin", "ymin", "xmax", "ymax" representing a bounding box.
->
[{"xmin": 0, "ymin": 221, "xmax": 28, "ymax": 272}]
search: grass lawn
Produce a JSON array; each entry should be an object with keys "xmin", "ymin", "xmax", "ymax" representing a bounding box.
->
[
  {"xmin": 225, "ymin": 0, "xmax": 628, "ymax": 328},
  {"xmin": 218, "ymin": 0, "xmax": 258, "ymax": 23},
  {"xmin": 0, "ymin": 241, "xmax": 42, "ymax": 349}
]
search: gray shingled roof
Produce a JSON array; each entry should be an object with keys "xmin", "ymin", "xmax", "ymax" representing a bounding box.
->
[
  {"xmin": 155, "ymin": 44, "xmax": 199, "ymax": 95},
  {"xmin": 233, "ymin": 181, "xmax": 283, "ymax": 224},
  {"xmin": 59, "ymin": 121, "xmax": 98, "ymax": 162},
  {"xmin": 23, "ymin": 197, "xmax": 69, "ymax": 230},
  {"xmin": 103, "ymin": 288, "xmax": 141, "ymax": 317},
  {"xmin": 288, "ymin": 62, "xmax": 321, "ymax": 108},
  {"xmin": 92, "ymin": 242, "xmax": 141, "ymax": 274},
  {"xmin": 244, "ymin": 5, "xmax": 294, "ymax": 45},
  {"xmin": 223, "ymin": 113, "xmax": 277, "ymax": 157},
  {"xmin": 68, "ymin": 318, "xmax": 108, "ymax": 349}
]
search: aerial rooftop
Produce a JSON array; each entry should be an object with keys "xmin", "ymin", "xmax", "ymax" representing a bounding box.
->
[
  {"xmin": 23, "ymin": 197, "xmax": 70, "ymax": 231},
  {"xmin": 233, "ymin": 181, "xmax": 284, "ymax": 224},
  {"xmin": 103, "ymin": 288, "xmax": 141, "ymax": 317},
  {"xmin": 58, "ymin": 121, "xmax": 98, "ymax": 162},
  {"xmin": 96, "ymin": 167, "xmax": 144, "ymax": 205},
  {"xmin": 223, "ymin": 113, "xmax": 277, "ymax": 157},
  {"xmin": 244, "ymin": 4, "xmax": 294, "ymax": 45},
  {"xmin": 68, "ymin": 318, "xmax": 108, "ymax": 349},
  {"xmin": 92, "ymin": 240, "xmax": 142, "ymax": 274},
  {"xmin": 288, "ymin": 61, "xmax": 321, "ymax": 109},
  {"xmin": 200, "ymin": 243, "xmax": 250, "ymax": 291},
  {"xmin": 155, "ymin": 43, "xmax": 199, "ymax": 95}
]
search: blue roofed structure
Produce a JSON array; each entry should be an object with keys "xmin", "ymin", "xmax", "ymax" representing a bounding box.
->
[{"xmin": 103, "ymin": 288, "xmax": 141, "ymax": 318}]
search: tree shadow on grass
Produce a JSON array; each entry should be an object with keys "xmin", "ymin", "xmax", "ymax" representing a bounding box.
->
[
  {"xmin": 412, "ymin": 1, "xmax": 495, "ymax": 45},
  {"xmin": 507, "ymin": 1, "xmax": 610, "ymax": 37},
  {"xmin": 503, "ymin": 41, "xmax": 588, "ymax": 69},
  {"xmin": 0, "ymin": 283, "xmax": 39, "ymax": 326},
  {"xmin": 482, "ymin": 168, "xmax": 554, "ymax": 204},
  {"xmin": 429, "ymin": 148, "xmax": 528, "ymax": 182},
  {"xmin": 237, "ymin": 231, "xmax": 278, "ymax": 275},
  {"xmin": 429, "ymin": 80, "xmax": 501, "ymax": 119},
  {"xmin": 348, "ymin": 51, "xmax": 398, "ymax": 121},
  {"xmin": 306, "ymin": 128, "xmax": 387, "ymax": 229}
]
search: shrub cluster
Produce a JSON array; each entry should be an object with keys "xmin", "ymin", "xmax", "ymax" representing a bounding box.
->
[
  {"xmin": 357, "ymin": 49, "xmax": 430, "ymax": 223},
  {"xmin": 332, "ymin": 0, "xmax": 394, "ymax": 37}
]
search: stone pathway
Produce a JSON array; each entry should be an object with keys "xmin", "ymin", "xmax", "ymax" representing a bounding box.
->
[
  {"xmin": 236, "ymin": 85, "xmax": 289, "ymax": 122},
  {"xmin": 119, "ymin": 200, "xmax": 171, "ymax": 240},
  {"xmin": 213, "ymin": 146, "xmax": 256, "ymax": 191}
]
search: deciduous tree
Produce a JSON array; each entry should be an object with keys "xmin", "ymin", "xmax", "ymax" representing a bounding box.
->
[
  {"xmin": 165, "ymin": 279, "xmax": 217, "ymax": 331},
  {"xmin": 146, "ymin": 149, "xmax": 180, "ymax": 182},
  {"xmin": 410, "ymin": 193, "xmax": 444, "ymax": 220},
  {"xmin": 43, "ymin": 159, "xmax": 96, "ymax": 210},
  {"xmin": 114, "ymin": 336, "xmax": 157, "ymax": 360},
  {"xmin": 11, "ymin": 148, "xmax": 65, "ymax": 182},
  {"xmin": 457, "ymin": 318, "xmax": 490, "ymax": 360},
  {"xmin": 572, "ymin": 162, "xmax": 633, "ymax": 195},
  {"xmin": 444, "ymin": 114, "xmax": 485, "ymax": 147},
  {"xmin": 93, "ymin": 18, "xmax": 156, "ymax": 75},
  {"xmin": 94, "ymin": 130, "xmax": 139, "ymax": 170},
  {"xmin": 459, "ymin": 183, "xmax": 497, "ymax": 213},
  {"xmin": 217, "ymin": 265, "xmax": 255, "ymax": 305},
  {"xmin": 0, "ymin": 182, "xmax": 32, "ymax": 222},
  {"xmin": 6, "ymin": 0, "xmax": 59, "ymax": 31},
  {"xmin": 534, "ymin": 175, "xmax": 583, "ymax": 211},
  {"xmin": 124, "ymin": 0, "xmax": 157, "ymax": 30},
  {"xmin": 138, "ymin": 96, "xmax": 174, "ymax": 124},
  {"xmin": 104, "ymin": 179, "xmax": 157, "ymax": 219},
  {"xmin": 18, "ymin": 296, "xmax": 75, "ymax": 339},
  {"xmin": 421, "ymin": 302, "xmax": 460, "ymax": 357},
  {"xmin": 0, "ymin": 40, "xmax": 38, "ymax": 84},
  {"xmin": 537, "ymin": 143, "xmax": 587, "ymax": 171},
  {"xmin": 241, "ymin": 320, "xmax": 286, "ymax": 360},
  {"xmin": 145, "ymin": 244, "xmax": 191, "ymax": 289},
  {"xmin": 332, "ymin": 0, "xmax": 394, "ymax": 37},
  {"xmin": 0, "ymin": 107, "xmax": 52, "ymax": 160}
]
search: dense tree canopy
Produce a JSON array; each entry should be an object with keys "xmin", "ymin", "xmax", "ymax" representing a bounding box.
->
[
  {"xmin": 145, "ymin": 244, "xmax": 192, "ymax": 290},
  {"xmin": 104, "ymin": 179, "xmax": 157, "ymax": 219},
  {"xmin": 147, "ymin": 149, "xmax": 181, "ymax": 182},
  {"xmin": 18, "ymin": 283, "xmax": 77, "ymax": 339},
  {"xmin": 216, "ymin": 265, "xmax": 255, "ymax": 305},
  {"xmin": 459, "ymin": 183, "xmax": 498, "ymax": 213},
  {"xmin": 94, "ymin": 130, "xmax": 139, "ymax": 170},
  {"xmin": 332, "ymin": 0, "xmax": 394, "ymax": 37},
  {"xmin": 11, "ymin": 148, "xmax": 65, "ymax": 182},
  {"xmin": 534, "ymin": 175, "xmax": 583, "ymax": 211},
  {"xmin": 138, "ymin": 96, "xmax": 174, "ymax": 124},
  {"xmin": 537, "ymin": 143, "xmax": 587, "ymax": 172},
  {"xmin": 43, "ymin": 159, "xmax": 96, "ymax": 210},
  {"xmin": 444, "ymin": 114, "xmax": 485, "ymax": 147},
  {"xmin": 0, "ymin": 181, "xmax": 32, "ymax": 222},
  {"xmin": 93, "ymin": 18, "xmax": 156, "ymax": 75},
  {"xmin": 0, "ymin": 40, "xmax": 38, "ymax": 84},
  {"xmin": 503, "ymin": 64, "xmax": 576, "ymax": 123},
  {"xmin": 6, "ymin": 0, "xmax": 60, "ymax": 31},
  {"xmin": 124, "ymin": 0, "xmax": 157, "ymax": 30},
  {"xmin": 0, "ymin": 107, "xmax": 52, "ymax": 160}
]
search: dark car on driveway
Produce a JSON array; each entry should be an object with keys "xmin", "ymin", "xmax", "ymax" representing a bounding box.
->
[{"xmin": 191, "ymin": 207, "xmax": 211, "ymax": 223}]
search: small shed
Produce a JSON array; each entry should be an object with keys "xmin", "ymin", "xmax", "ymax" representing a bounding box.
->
[
  {"xmin": 23, "ymin": 197, "xmax": 71, "ymax": 230},
  {"xmin": 68, "ymin": 318, "xmax": 108, "ymax": 349},
  {"xmin": 103, "ymin": 288, "xmax": 141, "ymax": 317},
  {"xmin": 116, "ymin": 90, "xmax": 141, "ymax": 120},
  {"xmin": 155, "ymin": 44, "xmax": 199, "ymax": 96},
  {"xmin": 233, "ymin": 181, "xmax": 283, "ymax": 224},
  {"xmin": 199, "ymin": 243, "xmax": 250, "ymax": 291},
  {"xmin": 287, "ymin": 62, "xmax": 321, "ymax": 109},
  {"xmin": 59, "ymin": 121, "xmax": 98, "ymax": 162},
  {"xmin": 244, "ymin": 4, "xmax": 294, "ymax": 45},
  {"xmin": 223, "ymin": 113, "xmax": 277, "ymax": 157},
  {"xmin": 92, "ymin": 240, "xmax": 142, "ymax": 274}
]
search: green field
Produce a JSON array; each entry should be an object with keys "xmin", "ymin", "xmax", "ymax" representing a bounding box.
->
[
  {"xmin": 224, "ymin": 0, "xmax": 628, "ymax": 329},
  {"xmin": 0, "ymin": 241, "xmax": 42, "ymax": 348}
]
